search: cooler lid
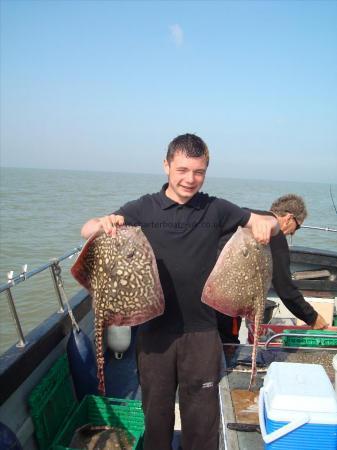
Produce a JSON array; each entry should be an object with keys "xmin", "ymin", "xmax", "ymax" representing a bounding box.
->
[{"xmin": 263, "ymin": 362, "xmax": 337, "ymax": 416}]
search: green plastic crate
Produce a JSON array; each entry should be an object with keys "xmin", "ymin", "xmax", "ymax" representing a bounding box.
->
[
  {"xmin": 282, "ymin": 329, "xmax": 337, "ymax": 347},
  {"xmin": 52, "ymin": 395, "xmax": 144, "ymax": 450},
  {"xmin": 28, "ymin": 354, "xmax": 78, "ymax": 450}
]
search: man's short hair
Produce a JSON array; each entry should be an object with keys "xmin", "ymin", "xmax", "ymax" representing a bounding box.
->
[
  {"xmin": 166, "ymin": 133, "xmax": 209, "ymax": 165},
  {"xmin": 270, "ymin": 194, "xmax": 308, "ymax": 223}
]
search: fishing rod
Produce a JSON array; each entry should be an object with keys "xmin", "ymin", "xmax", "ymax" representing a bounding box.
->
[
  {"xmin": 301, "ymin": 225, "xmax": 337, "ymax": 233},
  {"xmin": 299, "ymin": 186, "xmax": 337, "ymax": 232},
  {"xmin": 330, "ymin": 185, "xmax": 337, "ymax": 215}
]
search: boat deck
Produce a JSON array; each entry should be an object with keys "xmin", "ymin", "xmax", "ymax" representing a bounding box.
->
[
  {"xmin": 219, "ymin": 342, "xmax": 337, "ymax": 450},
  {"xmin": 219, "ymin": 368, "xmax": 263, "ymax": 449}
]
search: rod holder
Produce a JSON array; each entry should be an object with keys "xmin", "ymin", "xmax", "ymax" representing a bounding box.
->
[
  {"xmin": 49, "ymin": 261, "xmax": 65, "ymax": 313},
  {"xmin": 5, "ymin": 286, "xmax": 26, "ymax": 348},
  {"xmin": 21, "ymin": 264, "xmax": 28, "ymax": 280}
]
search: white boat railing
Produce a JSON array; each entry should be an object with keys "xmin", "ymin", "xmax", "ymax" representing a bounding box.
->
[{"xmin": 0, "ymin": 246, "xmax": 82, "ymax": 348}]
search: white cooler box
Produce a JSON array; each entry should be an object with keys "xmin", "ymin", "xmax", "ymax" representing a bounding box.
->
[{"xmin": 259, "ymin": 362, "xmax": 337, "ymax": 449}]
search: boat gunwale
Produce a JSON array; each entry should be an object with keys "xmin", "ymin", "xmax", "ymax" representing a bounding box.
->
[
  {"xmin": 290, "ymin": 246, "xmax": 337, "ymax": 267},
  {"xmin": 0, "ymin": 289, "xmax": 91, "ymax": 405}
]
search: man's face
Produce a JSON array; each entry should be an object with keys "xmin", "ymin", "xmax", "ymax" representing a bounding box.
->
[
  {"xmin": 280, "ymin": 213, "xmax": 302, "ymax": 235},
  {"xmin": 163, "ymin": 151, "xmax": 208, "ymax": 204}
]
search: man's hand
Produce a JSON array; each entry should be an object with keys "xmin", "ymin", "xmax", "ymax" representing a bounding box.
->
[
  {"xmin": 245, "ymin": 213, "xmax": 280, "ymax": 245},
  {"xmin": 81, "ymin": 214, "xmax": 125, "ymax": 239},
  {"xmin": 98, "ymin": 214, "xmax": 125, "ymax": 236},
  {"xmin": 311, "ymin": 313, "xmax": 329, "ymax": 330}
]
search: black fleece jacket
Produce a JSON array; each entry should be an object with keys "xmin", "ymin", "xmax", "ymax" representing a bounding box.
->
[{"xmin": 269, "ymin": 229, "xmax": 317, "ymax": 325}]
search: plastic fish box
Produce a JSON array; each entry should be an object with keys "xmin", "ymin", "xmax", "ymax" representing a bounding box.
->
[
  {"xmin": 52, "ymin": 395, "xmax": 144, "ymax": 450},
  {"xmin": 247, "ymin": 323, "xmax": 337, "ymax": 347},
  {"xmin": 259, "ymin": 362, "xmax": 337, "ymax": 449},
  {"xmin": 29, "ymin": 355, "xmax": 144, "ymax": 449},
  {"xmin": 247, "ymin": 323, "xmax": 311, "ymax": 346},
  {"xmin": 28, "ymin": 354, "xmax": 78, "ymax": 450},
  {"xmin": 282, "ymin": 329, "xmax": 337, "ymax": 348}
]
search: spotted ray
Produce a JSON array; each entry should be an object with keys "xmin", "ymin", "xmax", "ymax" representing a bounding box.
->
[
  {"xmin": 71, "ymin": 226, "xmax": 165, "ymax": 394},
  {"xmin": 201, "ymin": 227, "xmax": 272, "ymax": 390}
]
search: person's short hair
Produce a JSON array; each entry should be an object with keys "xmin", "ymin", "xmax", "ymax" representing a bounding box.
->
[
  {"xmin": 166, "ymin": 133, "xmax": 209, "ymax": 165},
  {"xmin": 270, "ymin": 194, "xmax": 308, "ymax": 223}
]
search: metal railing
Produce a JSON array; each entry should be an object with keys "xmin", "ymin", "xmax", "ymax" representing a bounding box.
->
[{"xmin": 0, "ymin": 246, "xmax": 82, "ymax": 348}]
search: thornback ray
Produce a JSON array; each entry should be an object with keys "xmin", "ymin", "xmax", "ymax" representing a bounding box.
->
[
  {"xmin": 201, "ymin": 227, "xmax": 273, "ymax": 390},
  {"xmin": 71, "ymin": 226, "xmax": 165, "ymax": 394}
]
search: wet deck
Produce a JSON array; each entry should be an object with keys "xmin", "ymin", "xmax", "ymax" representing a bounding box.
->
[{"xmin": 219, "ymin": 345, "xmax": 264, "ymax": 450}]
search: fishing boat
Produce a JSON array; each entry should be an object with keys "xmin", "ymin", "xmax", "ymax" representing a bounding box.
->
[{"xmin": 0, "ymin": 239, "xmax": 336, "ymax": 449}]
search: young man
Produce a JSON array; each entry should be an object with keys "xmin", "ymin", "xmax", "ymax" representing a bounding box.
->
[
  {"xmin": 81, "ymin": 134, "xmax": 279, "ymax": 450},
  {"xmin": 217, "ymin": 194, "xmax": 328, "ymax": 344}
]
